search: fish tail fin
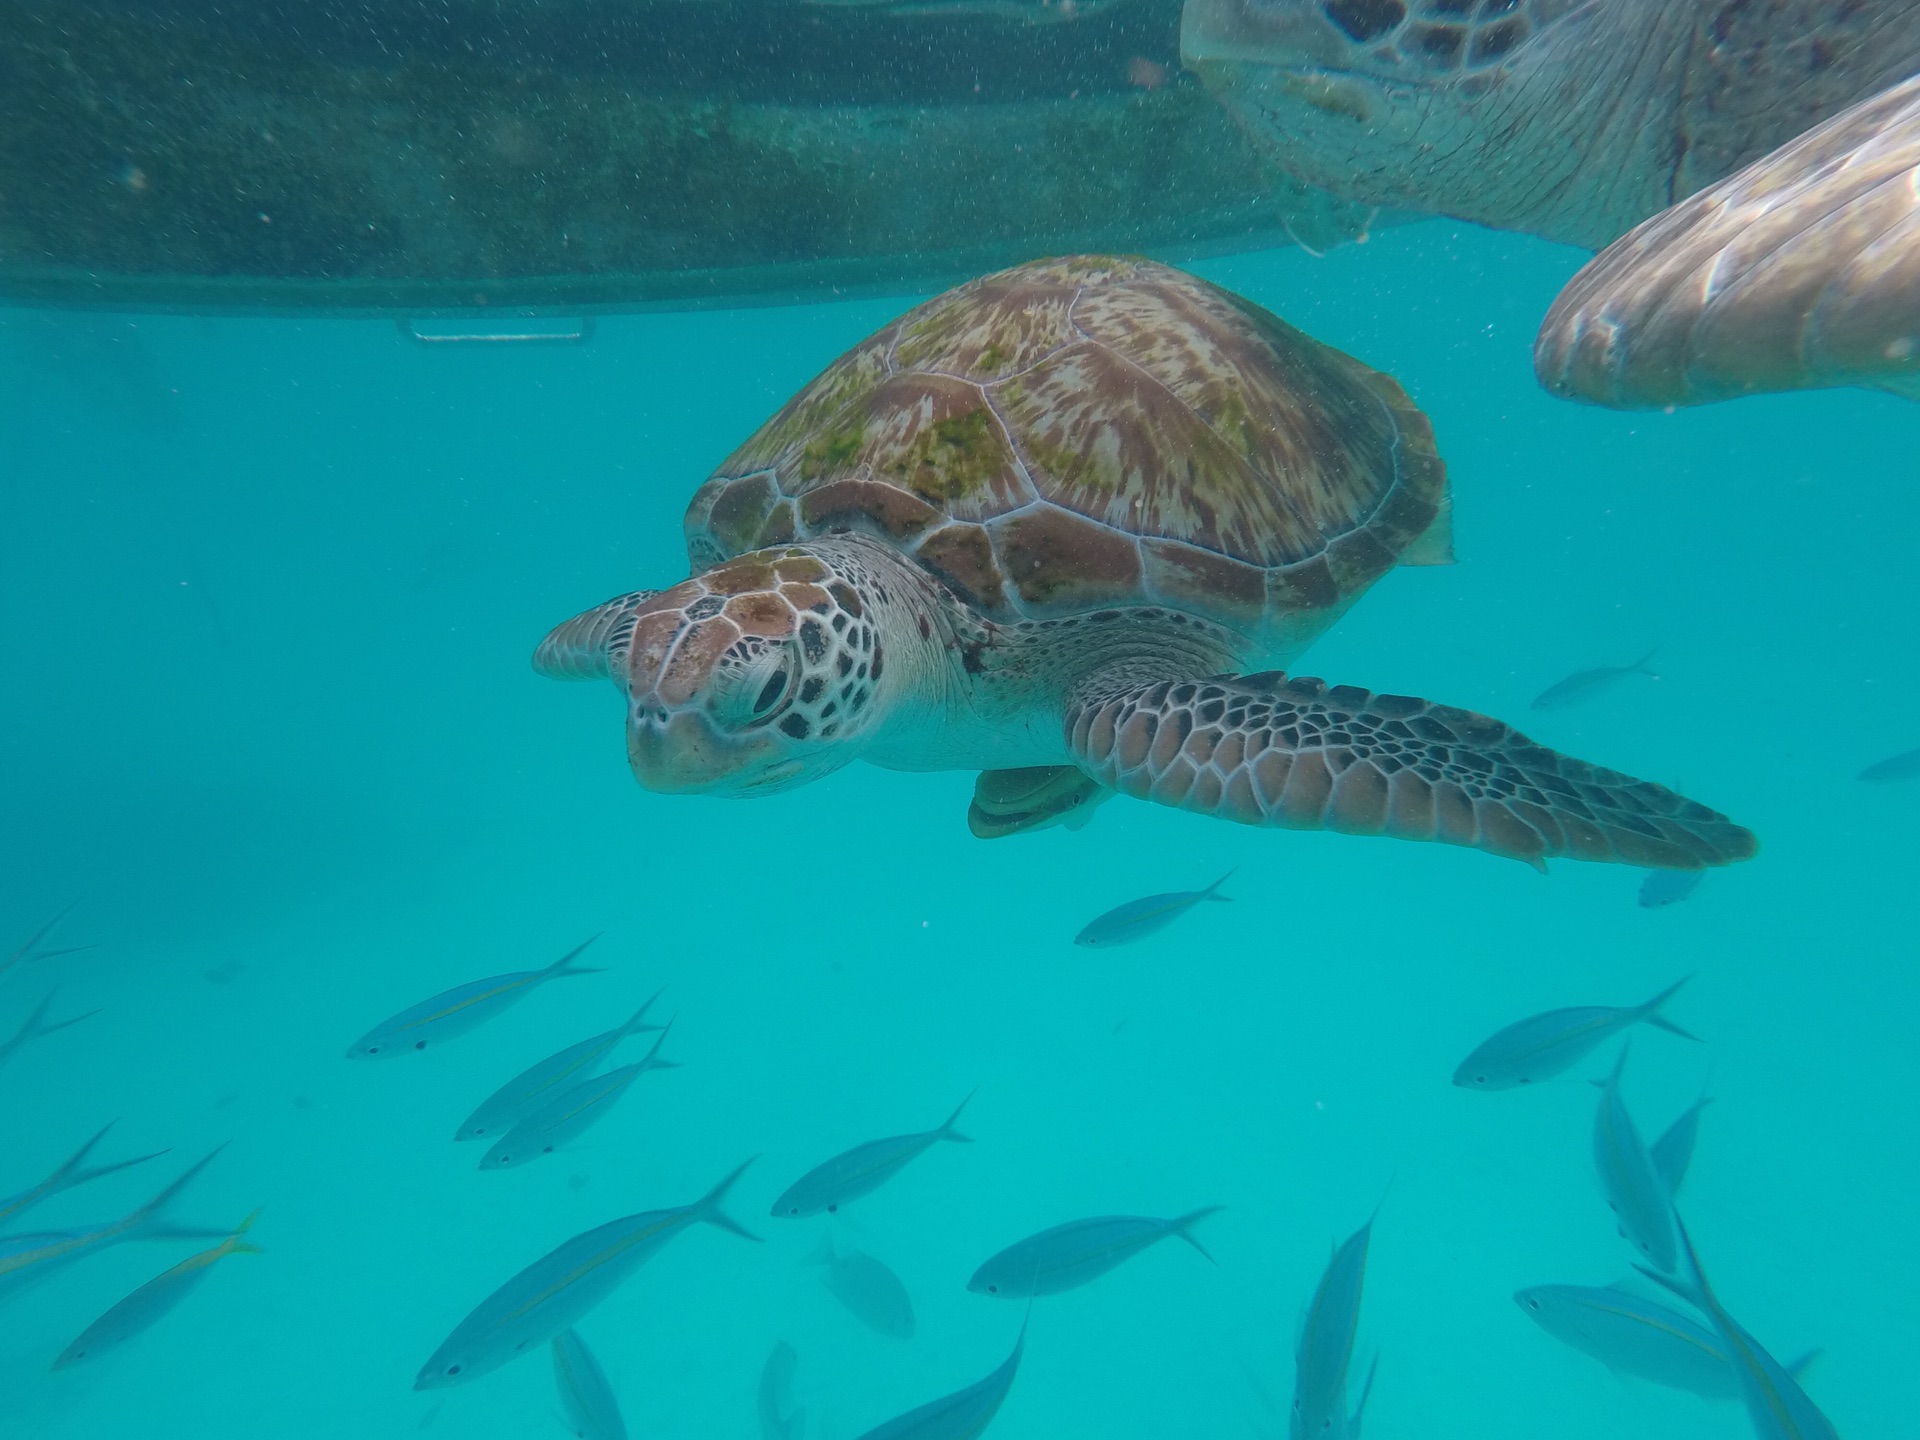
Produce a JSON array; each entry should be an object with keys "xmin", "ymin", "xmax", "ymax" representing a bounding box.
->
[
  {"xmin": 7, "ymin": 898, "xmax": 82, "ymax": 969},
  {"xmin": 1635, "ymin": 976, "xmax": 1700, "ymax": 1041},
  {"xmin": 1349, "ymin": 1352, "xmax": 1380, "ymax": 1434},
  {"xmin": 545, "ymin": 935, "xmax": 607, "ymax": 979},
  {"xmin": 32, "ymin": 999, "xmax": 101, "ymax": 1039},
  {"xmin": 1172, "ymin": 1205, "xmax": 1224, "ymax": 1262},
  {"xmin": 638, "ymin": 1020, "xmax": 679, "ymax": 1071},
  {"xmin": 938, "ymin": 1090, "xmax": 977, "ymax": 1144},
  {"xmin": 1605, "ymin": 1041, "xmax": 1630, "ymax": 1090},
  {"xmin": 1784, "ymin": 1348, "xmax": 1822, "ymax": 1381},
  {"xmin": 67, "ymin": 1133, "xmax": 169, "ymax": 1194},
  {"xmin": 1202, "ymin": 868, "xmax": 1237, "ymax": 903},
  {"xmin": 619, "ymin": 986, "xmax": 669, "ymax": 1038},
  {"xmin": 25, "ymin": 944, "xmax": 96, "ymax": 964},
  {"xmin": 694, "ymin": 1157, "xmax": 761, "ymax": 1242},
  {"xmin": 1632, "ymin": 647, "xmax": 1660, "ymax": 677},
  {"xmin": 225, "ymin": 1208, "xmax": 266, "ymax": 1256},
  {"xmin": 121, "ymin": 1144, "xmax": 226, "ymax": 1241}
]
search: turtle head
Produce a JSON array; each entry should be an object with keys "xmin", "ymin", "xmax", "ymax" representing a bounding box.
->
[
  {"xmin": 537, "ymin": 547, "xmax": 888, "ymax": 798},
  {"xmin": 1182, "ymin": 0, "xmax": 1610, "ymax": 238}
]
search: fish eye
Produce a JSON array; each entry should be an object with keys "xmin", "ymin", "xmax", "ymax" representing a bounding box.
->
[
  {"xmin": 414, "ymin": 1040, "xmax": 427, "ymax": 1050},
  {"xmin": 986, "ymin": 1284, "xmax": 998, "ymax": 1294},
  {"xmin": 1527, "ymin": 1298, "xmax": 1540, "ymax": 1310},
  {"xmin": 827, "ymin": 1204, "xmax": 838, "ymax": 1213},
  {"xmin": 542, "ymin": 1146, "xmax": 554, "ymax": 1154},
  {"xmin": 446, "ymin": 1365, "xmax": 461, "ymax": 1376}
]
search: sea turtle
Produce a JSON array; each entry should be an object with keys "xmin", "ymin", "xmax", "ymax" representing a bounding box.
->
[
  {"xmin": 534, "ymin": 256, "xmax": 1755, "ymax": 871},
  {"xmin": 1179, "ymin": 0, "xmax": 1920, "ymax": 405},
  {"xmin": 1535, "ymin": 73, "xmax": 1920, "ymax": 407}
]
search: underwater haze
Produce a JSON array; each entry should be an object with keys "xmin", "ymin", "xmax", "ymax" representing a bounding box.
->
[{"xmin": 2, "ymin": 221, "xmax": 1914, "ymax": 1439}]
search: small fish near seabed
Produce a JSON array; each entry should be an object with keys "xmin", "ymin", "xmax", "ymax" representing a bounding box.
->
[
  {"xmin": 1292, "ymin": 1213, "xmax": 1376, "ymax": 1440},
  {"xmin": 0, "ymin": 1148, "xmax": 228, "ymax": 1303},
  {"xmin": 1857, "ymin": 745, "xmax": 1920, "ymax": 783},
  {"xmin": 1515, "ymin": 1283, "xmax": 1817, "ymax": 1403},
  {"xmin": 1637, "ymin": 1216, "xmax": 1839, "ymax": 1439},
  {"xmin": 1592, "ymin": 1047, "xmax": 1676, "ymax": 1273},
  {"xmin": 1638, "ymin": 869, "xmax": 1704, "ymax": 909},
  {"xmin": 968, "ymin": 1209, "xmax": 1218, "ymax": 1298},
  {"xmin": 480, "ymin": 1025, "xmax": 679, "ymax": 1171},
  {"xmin": 0, "ymin": 991, "xmax": 99, "ymax": 1074},
  {"xmin": 0, "ymin": 1124, "xmax": 164, "ymax": 1232},
  {"xmin": 415, "ymin": 1160, "xmax": 757, "ymax": 1388},
  {"xmin": 53, "ymin": 1211, "xmax": 262, "ymax": 1369},
  {"xmin": 849, "ymin": 1318, "xmax": 1025, "ymax": 1440},
  {"xmin": 552, "ymin": 1327, "xmax": 628, "ymax": 1440},
  {"xmin": 1074, "ymin": 871, "xmax": 1234, "ymax": 949},
  {"xmin": 807, "ymin": 1232, "xmax": 915, "ymax": 1339},
  {"xmin": 347, "ymin": 937, "xmax": 604, "ymax": 1059},
  {"xmin": 758, "ymin": 1340, "xmax": 805, "ymax": 1440},
  {"xmin": 1453, "ymin": 978, "xmax": 1698, "ymax": 1090},
  {"xmin": 771, "ymin": 1096, "xmax": 973, "ymax": 1218},
  {"xmin": 455, "ymin": 990, "xmax": 666, "ymax": 1142},
  {"xmin": 1530, "ymin": 650, "xmax": 1659, "ymax": 711}
]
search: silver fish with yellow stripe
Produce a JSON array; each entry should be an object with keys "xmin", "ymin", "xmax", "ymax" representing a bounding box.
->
[
  {"xmin": 347, "ymin": 937, "xmax": 603, "ymax": 1059},
  {"xmin": 53, "ymin": 1210, "xmax": 262, "ymax": 1368},
  {"xmin": 479, "ymin": 1025, "xmax": 679, "ymax": 1170},
  {"xmin": 455, "ymin": 990, "xmax": 665, "ymax": 1142},
  {"xmin": 415, "ymin": 1159, "xmax": 757, "ymax": 1387}
]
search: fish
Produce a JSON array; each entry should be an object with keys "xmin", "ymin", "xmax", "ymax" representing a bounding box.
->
[
  {"xmin": 0, "ymin": 1123, "xmax": 165, "ymax": 1232},
  {"xmin": 552, "ymin": 1328, "xmax": 627, "ymax": 1440},
  {"xmin": 1515, "ymin": 1283, "xmax": 1817, "ymax": 1402},
  {"xmin": 0, "ymin": 991, "xmax": 99, "ymax": 1073},
  {"xmin": 771, "ymin": 1095, "xmax": 973, "ymax": 1218},
  {"xmin": 1857, "ymin": 746, "xmax": 1920, "ymax": 783},
  {"xmin": 1291, "ymin": 1214, "xmax": 1373, "ymax": 1440},
  {"xmin": 806, "ymin": 1232, "xmax": 915, "ymax": 1339},
  {"xmin": 1452, "ymin": 978, "xmax": 1698, "ymax": 1090},
  {"xmin": 968, "ymin": 1208, "xmax": 1218, "ymax": 1298},
  {"xmin": 1637, "ymin": 869, "xmax": 1704, "ymax": 908},
  {"xmin": 1530, "ymin": 649, "xmax": 1658, "ymax": 710},
  {"xmin": 1073, "ymin": 871, "xmax": 1234, "ymax": 948},
  {"xmin": 0, "ymin": 1148, "xmax": 228, "ymax": 1302},
  {"xmin": 1637, "ymin": 1216, "xmax": 1838, "ymax": 1438},
  {"xmin": 758, "ymin": 1340, "xmax": 805, "ymax": 1440},
  {"xmin": 1649, "ymin": 1096, "xmax": 1711, "ymax": 1197},
  {"xmin": 52, "ymin": 1210, "xmax": 262, "ymax": 1368},
  {"xmin": 479, "ymin": 1026, "xmax": 678, "ymax": 1170},
  {"xmin": 1592, "ymin": 1047, "xmax": 1675, "ymax": 1273},
  {"xmin": 455, "ymin": 991, "xmax": 666, "ymax": 1142},
  {"xmin": 0, "ymin": 899, "xmax": 93, "ymax": 982},
  {"xmin": 346, "ymin": 937, "xmax": 604, "ymax": 1059},
  {"xmin": 849, "ymin": 1317, "xmax": 1024, "ymax": 1440},
  {"xmin": 415, "ymin": 1158, "xmax": 757, "ymax": 1388}
]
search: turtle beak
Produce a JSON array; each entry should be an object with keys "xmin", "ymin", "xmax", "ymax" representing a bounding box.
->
[{"xmin": 626, "ymin": 708, "xmax": 778, "ymax": 794}]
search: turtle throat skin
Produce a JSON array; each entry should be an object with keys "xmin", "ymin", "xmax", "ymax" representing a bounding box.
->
[
  {"xmin": 1181, "ymin": 0, "xmax": 1696, "ymax": 248},
  {"xmin": 544, "ymin": 535, "xmax": 961, "ymax": 798}
]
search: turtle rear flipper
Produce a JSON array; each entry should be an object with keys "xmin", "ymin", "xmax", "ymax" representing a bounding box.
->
[
  {"xmin": 1065, "ymin": 672, "xmax": 1757, "ymax": 871},
  {"xmin": 968, "ymin": 766, "xmax": 1110, "ymax": 839}
]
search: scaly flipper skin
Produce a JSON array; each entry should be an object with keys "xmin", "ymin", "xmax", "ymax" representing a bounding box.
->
[
  {"xmin": 1065, "ymin": 672, "xmax": 1756, "ymax": 871},
  {"xmin": 534, "ymin": 591, "xmax": 659, "ymax": 682}
]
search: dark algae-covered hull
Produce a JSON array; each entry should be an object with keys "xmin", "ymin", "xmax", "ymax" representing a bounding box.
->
[{"xmin": 0, "ymin": 0, "xmax": 1379, "ymax": 313}]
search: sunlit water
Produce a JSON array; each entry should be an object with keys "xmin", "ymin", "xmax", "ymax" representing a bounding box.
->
[{"xmin": 2, "ymin": 221, "xmax": 1912, "ymax": 1439}]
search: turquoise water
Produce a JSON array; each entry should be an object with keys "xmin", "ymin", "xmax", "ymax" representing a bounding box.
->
[{"xmin": 2, "ymin": 222, "xmax": 1913, "ymax": 1439}]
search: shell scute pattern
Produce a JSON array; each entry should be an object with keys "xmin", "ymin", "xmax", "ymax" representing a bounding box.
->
[{"xmin": 687, "ymin": 256, "xmax": 1446, "ymax": 642}]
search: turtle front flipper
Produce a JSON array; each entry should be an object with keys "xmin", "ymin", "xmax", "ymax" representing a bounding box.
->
[
  {"xmin": 968, "ymin": 767, "xmax": 1111, "ymax": 839},
  {"xmin": 533, "ymin": 590, "xmax": 659, "ymax": 682},
  {"xmin": 1064, "ymin": 673, "xmax": 1756, "ymax": 871}
]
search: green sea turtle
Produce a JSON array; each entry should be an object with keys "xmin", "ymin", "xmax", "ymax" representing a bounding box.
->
[
  {"xmin": 1179, "ymin": 0, "xmax": 1920, "ymax": 405},
  {"xmin": 1535, "ymin": 73, "xmax": 1920, "ymax": 407},
  {"xmin": 1180, "ymin": 0, "xmax": 1920, "ymax": 249},
  {"xmin": 534, "ymin": 256, "xmax": 1755, "ymax": 871}
]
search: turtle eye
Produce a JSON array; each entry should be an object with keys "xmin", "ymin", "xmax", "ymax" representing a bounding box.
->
[{"xmin": 710, "ymin": 641, "xmax": 798, "ymax": 729}]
